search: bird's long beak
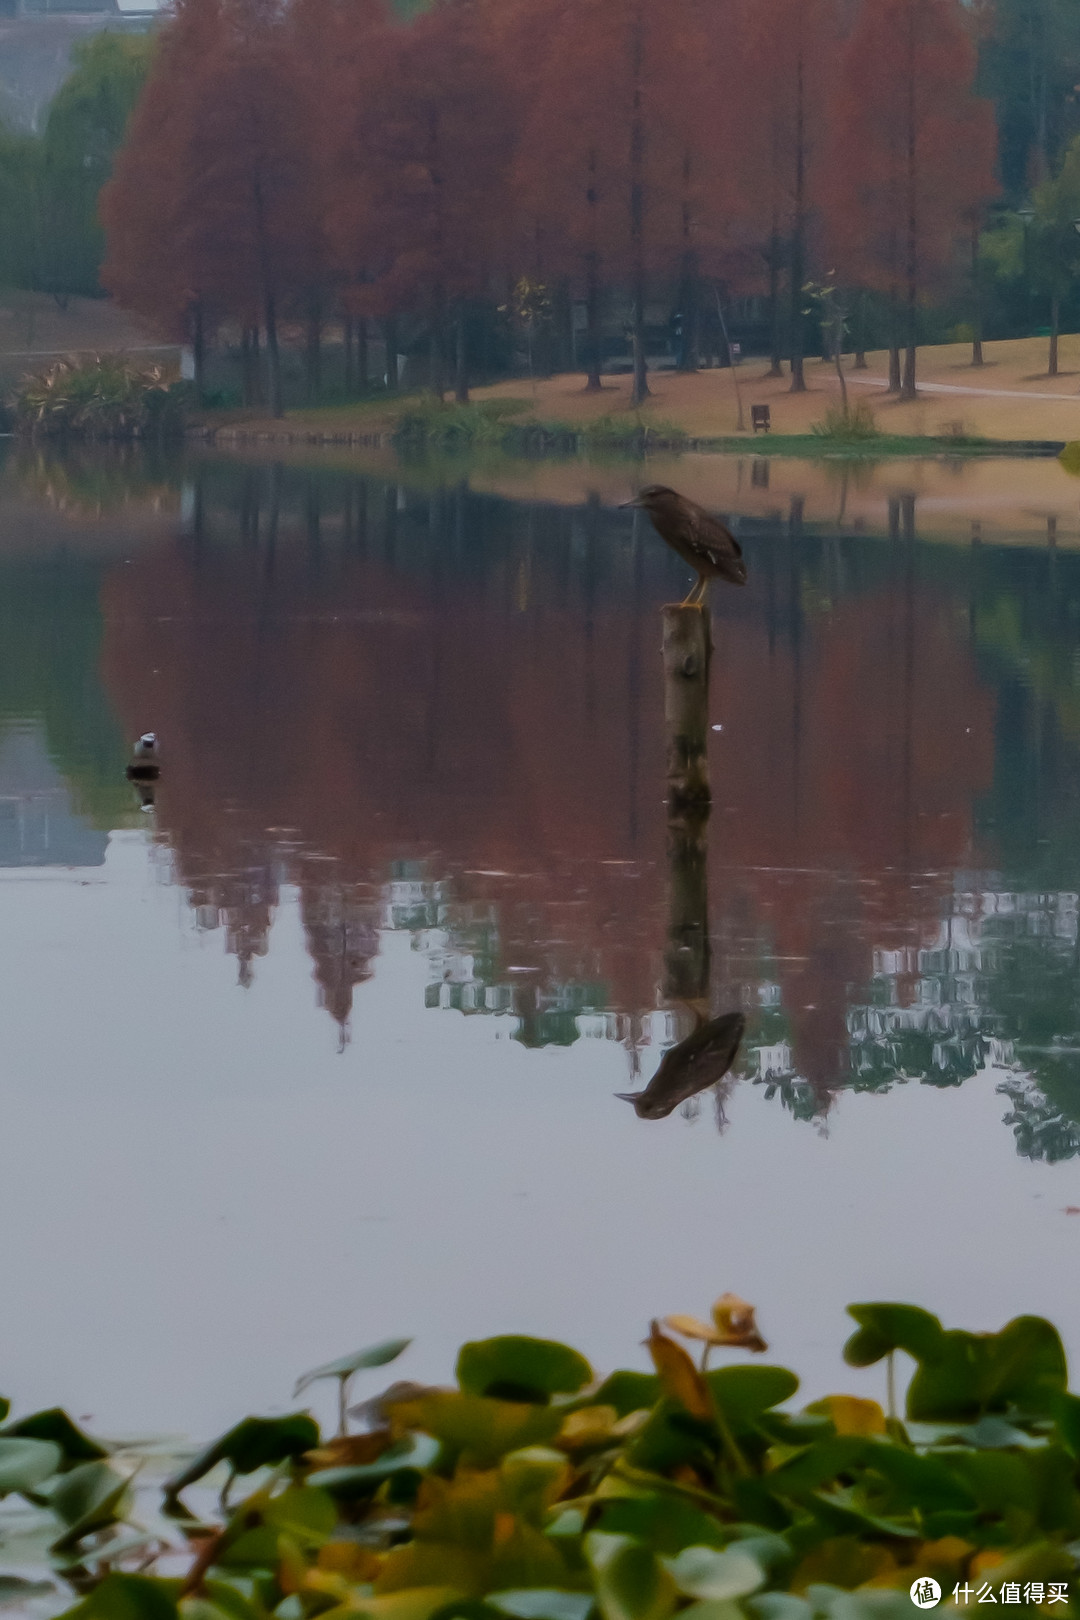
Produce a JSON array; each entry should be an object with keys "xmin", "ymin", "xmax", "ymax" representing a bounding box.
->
[{"xmin": 618, "ymin": 496, "xmax": 643, "ymax": 509}]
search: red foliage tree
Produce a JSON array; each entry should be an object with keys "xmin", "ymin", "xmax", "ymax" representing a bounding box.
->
[
  {"xmin": 333, "ymin": 0, "xmax": 514, "ymax": 402},
  {"xmin": 824, "ymin": 0, "xmax": 997, "ymax": 398},
  {"xmin": 736, "ymin": 0, "xmax": 847, "ymax": 392}
]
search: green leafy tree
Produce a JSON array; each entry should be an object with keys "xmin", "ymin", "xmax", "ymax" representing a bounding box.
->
[{"xmin": 36, "ymin": 32, "xmax": 154, "ymax": 301}]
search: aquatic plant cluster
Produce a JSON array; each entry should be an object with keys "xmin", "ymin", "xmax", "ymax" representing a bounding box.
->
[
  {"xmin": 12, "ymin": 358, "xmax": 189, "ymax": 441},
  {"xmin": 2, "ymin": 1298, "xmax": 1080, "ymax": 1617}
]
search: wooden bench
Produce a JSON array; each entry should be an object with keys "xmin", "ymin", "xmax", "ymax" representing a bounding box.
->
[{"xmin": 751, "ymin": 404, "xmax": 771, "ymax": 434}]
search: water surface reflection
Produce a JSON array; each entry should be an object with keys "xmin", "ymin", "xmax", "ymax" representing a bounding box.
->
[
  {"xmin": 83, "ymin": 458, "xmax": 1080, "ymax": 1159},
  {"xmin": 2, "ymin": 449, "xmax": 1080, "ymax": 1433}
]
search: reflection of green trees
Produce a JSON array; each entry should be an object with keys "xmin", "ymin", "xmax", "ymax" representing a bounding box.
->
[
  {"xmin": 0, "ymin": 556, "xmax": 130, "ymax": 827},
  {"xmin": 999, "ymin": 1060, "xmax": 1080, "ymax": 1163},
  {"xmin": 970, "ymin": 547, "xmax": 1080, "ymax": 888}
]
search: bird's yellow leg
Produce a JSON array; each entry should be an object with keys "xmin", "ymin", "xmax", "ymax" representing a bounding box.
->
[{"xmin": 680, "ymin": 581, "xmax": 697, "ymax": 607}]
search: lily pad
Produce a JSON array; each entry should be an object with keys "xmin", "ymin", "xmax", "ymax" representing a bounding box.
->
[
  {"xmin": 457, "ymin": 1338, "xmax": 592, "ymax": 1404},
  {"xmin": 163, "ymin": 1413, "xmax": 319, "ymax": 1504},
  {"xmin": 294, "ymin": 1337, "xmax": 412, "ymax": 1398},
  {"xmin": 488, "ymin": 1593, "xmax": 594, "ymax": 1620},
  {"xmin": 0, "ymin": 1435, "xmax": 62, "ymax": 1494},
  {"xmin": 3, "ymin": 1410, "xmax": 108, "ymax": 1465},
  {"xmin": 664, "ymin": 1546, "xmax": 764, "ymax": 1601},
  {"xmin": 55, "ymin": 1571, "xmax": 181, "ymax": 1617}
]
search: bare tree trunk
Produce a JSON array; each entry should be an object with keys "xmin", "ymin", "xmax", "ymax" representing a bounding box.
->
[
  {"xmin": 766, "ymin": 230, "xmax": 783, "ymax": 377},
  {"xmin": 430, "ymin": 289, "xmax": 446, "ymax": 400},
  {"xmin": 971, "ymin": 225, "xmax": 984, "ymax": 366},
  {"xmin": 584, "ymin": 250, "xmax": 602, "ymax": 391},
  {"xmin": 242, "ymin": 325, "xmax": 262, "ymax": 407},
  {"xmin": 344, "ymin": 316, "xmax": 354, "ymax": 393},
  {"xmin": 853, "ymin": 290, "xmax": 867, "ymax": 369},
  {"xmin": 383, "ymin": 315, "xmax": 399, "ymax": 391},
  {"xmin": 305, "ymin": 292, "xmax": 322, "ymax": 404},
  {"xmin": 191, "ymin": 298, "xmax": 205, "ymax": 402},
  {"xmin": 886, "ymin": 283, "xmax": 902, "ymax": 390},
  {"xmin": 265, "ymin": 295, "xmax": 283, "ymax": 419},
  {"xmin": 629, "ymin": 0, "xmax": 650, "ymax": 407},
  {"xmin": 834, "ymin": 305, "xmax": 848, "ymax": 419},
  {"xmin": 676, "ymin": 152, "xmax": 699, "ymax": 372},
  {"xmin": 454, "ymin": 307, "xmax": 469, "ymax": 403},
  {"xmin": 899, "ymin": 16, "xmax": 918, "ymax": 403},
  {"xmin": 252, "ymin": 176, "xmax": 283, "ymax": 417},
  {"xmin": 357, "ymin": 317, "xmax": 368, "ymax": 390},
  {"xmin": 888, "ymin": 343, "xmax": 901, "ymax": 392},
  {"xmin": 1049, "ymin": 294, "xmax": 1060, "ymax": 375},
  {"xmin": 789, "ymin": 48, "xmax": 807, "ymax": 393}
]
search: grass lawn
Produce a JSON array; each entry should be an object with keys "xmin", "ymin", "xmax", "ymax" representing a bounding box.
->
[{"xmin": 196, "ymin": 334, "xmax": 1080, "ymax": 449}]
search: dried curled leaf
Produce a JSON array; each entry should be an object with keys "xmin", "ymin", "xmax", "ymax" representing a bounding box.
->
[
  {"xmin": 645, "ymin": 1321, "xmax": 714, "ymax": 1420},
  {"xmin": 304, "ymin": 1430, "xmax": 393, "ymax": 1470},
  {"xmin": 664, "ymin": 1295, "xmax": 767, "ymax": 1353}
]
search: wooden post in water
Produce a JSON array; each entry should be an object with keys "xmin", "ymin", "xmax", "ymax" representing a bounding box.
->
[
  {"xmin": 662, "ymin": 603, "xmax": 712, "ymax": 807},
  {"xmin": 662, "ymin": 602, "xmax": 712, "ymax": 1007}
]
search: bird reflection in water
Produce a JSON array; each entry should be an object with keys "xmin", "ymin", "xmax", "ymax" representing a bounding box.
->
[
  {"xmin": 620, "ymin": 485, "xmax": 748, "ymax": 603},
  {"xmin": 617, "ymin": 1009, "xmax": 745, "ymax": 1119}
]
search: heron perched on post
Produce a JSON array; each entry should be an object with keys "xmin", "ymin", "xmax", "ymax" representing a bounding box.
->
[{"xmin": 621, "ymin": 484, "xmax": 747, "ymax": 604}]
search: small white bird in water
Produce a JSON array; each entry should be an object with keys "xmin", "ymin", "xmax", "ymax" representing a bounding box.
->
[{"xmin": 126, "ymin": 733, "xmax": 160, "ymax": 783}]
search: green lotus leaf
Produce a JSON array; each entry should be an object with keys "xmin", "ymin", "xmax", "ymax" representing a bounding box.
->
[
  {"xmin": 664, "ymin": 1545, "xmax": 764, "ymax": 1601},
  {"xmin": 294, "ymin": 1337, "xmax": 412, "ymax": 1398},
  {"xmin": 842, "ymin": 1305, "xmax": 944, "ymax": 1368},
  {"xmin": 46, "ymin": 1459, "xmax": 133, "ymax": 1553},
  {"xmin": 0, "ymin": 1435, "xmax": 62, "ymax": 1494},
  {"xmin": 55, "ymin": 1571, "xmax": 181, "ymax": 1618},
  {"xmin": 488, "ymin": 1592, "xmax": 594, "ymax": 1620},
  {"xmin": 457, "ymin": 1337, "xmax": 592, "ymax": 1404},
  {"xmin": 164, "ymin": 1413, "xmax": 319, "ymax": 1504},
  {"xmin": 309, "ymin": 1431, "xmax": 440, "ymax": 1494},
  {"xmin": 705, "ymin": 1367, "xmax": 799, "ymax": 1432},
  {"xmin": 3, "ymin": 1408, "xmax": 109, "ymax": 1464},
  {"xmin": 585, "ymin": 1532, "xmax": 677, "ymax": 1620}
]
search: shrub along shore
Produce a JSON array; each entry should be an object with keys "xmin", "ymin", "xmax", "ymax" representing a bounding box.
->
[
  {"xmin": 10, "ymin": 338, "xmax": 1080, "ymax": 456},
  {"xmin": 1, "ymin": 1296, "xmax": 1079, "ymax": 1618}
]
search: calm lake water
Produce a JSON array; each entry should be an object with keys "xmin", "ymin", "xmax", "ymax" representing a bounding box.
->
[{"xmin": 1, "ymin": 445, "xmax": 1079, "ymax": 1444}]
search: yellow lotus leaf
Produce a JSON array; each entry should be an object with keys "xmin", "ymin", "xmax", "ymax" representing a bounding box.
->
[
  {"xmin": 645, "ymin": 1321, "xmax": 713, "ymax": 1420},
  {"xmin": 791, "ymin": 1538, "xmax": 898, "ymax": 1593},
  {"xmin": 558, "ymin": 1405, "xmax": 619, "ymax": 1449},
  {"xmin": 317, "ymin": 1541, "xmax": 384, "ymax": 1582},
  {"xmin": 817, "ymin": 1396, "xmax": 887, "ymax": 1437},
  {"xmin": 320, "ymin": 1587, "xmax": 466, "ymax": 1620},
  {"xmin": 911, "ymin": 1538, "xmax": 974, "ymax": 1574}
]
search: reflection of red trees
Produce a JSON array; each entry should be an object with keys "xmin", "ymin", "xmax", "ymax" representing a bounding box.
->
[
  {"xmin": 99, "ymin": 510, "xmax": 994, "ymax": 1091},
  {"xmin": 98, "ymin": 526, "xmax": 668, "ymax": 1035},
  {"xmin": 710, "ymin": 583, "xmax": 995, "ymax": 1093}
]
